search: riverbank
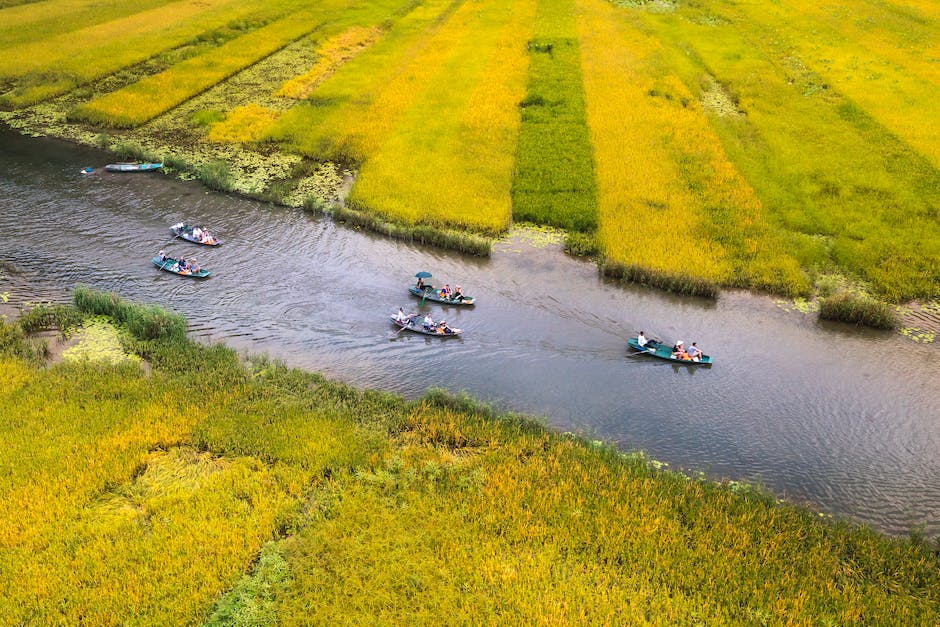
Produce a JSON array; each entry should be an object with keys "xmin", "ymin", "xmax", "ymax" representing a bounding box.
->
[{"xmin": 1, "ymin": 290, "xmax": 937, "ymax": 623}]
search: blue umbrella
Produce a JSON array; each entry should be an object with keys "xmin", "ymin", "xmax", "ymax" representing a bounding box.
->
[{"xmin": 414, "ymin": 271, "xmax": 433, "ymax": 278}]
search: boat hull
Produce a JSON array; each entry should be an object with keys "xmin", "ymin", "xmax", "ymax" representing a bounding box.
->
[
  {"xmin": 105, "ymin": 162, "xmax": 162, "ymax": 172},
  {"xmin": 627, "ymin": 337, "xmax": 712, "ymax": 365},
  {"xmin": 408, "ymin": 286, "xmax": 475, "ymax": 305},
  {"xmin": 170, "ymin": 225, "xmax": 222, "ymax": 246},
  {"xmin": 390, "ymin": 315, "xmax": 462, "ymax": 337},
  {"xmin": 151, "ymin": 256, "xmax": 210, "ymax": 278}
]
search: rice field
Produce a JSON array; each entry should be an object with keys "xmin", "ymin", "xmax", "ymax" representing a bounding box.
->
[
  {"xmin": 70, "ymin": 3, "xmax": 344, "ymax": 127},
  {"xmin": 511, "ymin": 0, "xmax": 597, "ymax": 233},
  {"xmin": 0, "ymin": 294, "xmax": 937, "ymax": 622},
  {"xmin": 1, "ymin": 0, "xmax": 939, "ymax": 299}
]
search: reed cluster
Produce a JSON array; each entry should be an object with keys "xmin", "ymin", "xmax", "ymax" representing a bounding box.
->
[
  {"xmin": 0, "ymin": 291, "xmax": 936, "ymax": 622},
  {"xmin": 819, "ymin": 291, "xmax": 899, "ymax": 329}
]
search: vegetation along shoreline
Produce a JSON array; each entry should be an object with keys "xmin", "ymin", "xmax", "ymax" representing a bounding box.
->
[
  {"xmin": 2, "ymin": 0, "xmax": 939, "ymax": 332},
  {"xmin": 0, "ymin": 288, "xmax": 938, "ymax": 622}
]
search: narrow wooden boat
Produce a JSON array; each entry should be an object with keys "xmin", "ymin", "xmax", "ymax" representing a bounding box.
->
[
  {"xmin": 408, "ymin": 286, "xmax": 475, "ymax": 306},
  {"xmin": 627, "ymin": 337, "xmax": 712, "ymax": 365},
  {"xmin": 170, "ymin": 223, "xmax": 222, "ymax": 246},
  {"xmin": 151, "ymin": 255, "xmax": 210, "ymax": 278},
  {"xmin": 105, "ymin": 162, "xmax": 162, "ymax": 172},
  {"xmin": 390, "ymin": 315, "xmax": 462, "ymax": 337}
]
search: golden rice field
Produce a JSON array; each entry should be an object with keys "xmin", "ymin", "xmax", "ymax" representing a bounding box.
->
[
  {"xmin": 1, "ymin": 0, "xmax": 940, "ymax": 299},
  {"xmin": 0, "ymin": 295, "xmax": 937, "ymax": 622}
]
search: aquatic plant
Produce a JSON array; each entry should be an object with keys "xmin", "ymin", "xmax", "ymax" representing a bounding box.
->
[{"xmin": 819, "ymin": 291, "xmax": 898, "ymax": 329}]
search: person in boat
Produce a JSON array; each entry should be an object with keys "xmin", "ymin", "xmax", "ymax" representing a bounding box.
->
[
  {"xmin": 423, "ymin": 313, "xmax": 435, "ymax": 330},
  {"xmin": 157, "ymin": 250, "xmax": 168, "ymax": 263},
  {"xmin": 189, "ymin": 258, "xmax": 201, "ymax": 273},
  {"xmin": 395, "ymin": 307, "xmax": 412, "ymax": 325},
  {"xmin": 637, "ymin": 331, "xmax": 650, "ymax": 348},
  {"xmin": 416, "ymin": 277, "xmax": 425, "ymax": 291},
  {"xmin": 453, "ymin": 285, "xmax": 465, "ymax": 302},
  {"xmin": 437, "ymin": 320, "xmax": 453, "ymax": 335},
  {"xmin": 671, "ymin": 340, "xmax": 687, "ymax": 360},
  {"xmin": 173, "ymin": 222, "xmax": 185, "ymax": 234},
  {"xmin": 192, "ymin": 226, "xmax": 202, "ymax": 241},
  {"xmin": 440, "ymin": 284, "xmax": 451, "ymax": 299},
  {"xmin": 686, "ymin": 342, "xmax": 703, "ymax": 362}
]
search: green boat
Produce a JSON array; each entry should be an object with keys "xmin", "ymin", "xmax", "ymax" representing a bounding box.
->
[
  {"xmin": 408, "ymin": 285, "xmax": 475, "ymax": 306},
  {"xmin": 627, "ymin": 337, "xmax": 712, "ymax": 366},
  {"xmin": 151, "ymin": 255, "xmax": 210, "ymax": 278}
]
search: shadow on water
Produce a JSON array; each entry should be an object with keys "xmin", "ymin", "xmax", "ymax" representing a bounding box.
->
[{"xmin": 1, "ymin": 127, "xmax": 939, "ymax": 538}]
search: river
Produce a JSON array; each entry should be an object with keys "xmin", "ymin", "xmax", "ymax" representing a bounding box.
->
[{"xmin": 2, "ymin": 128, "xmax": 938, "ymax": 538}]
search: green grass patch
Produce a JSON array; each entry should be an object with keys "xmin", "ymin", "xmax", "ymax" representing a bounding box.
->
[
  {"xmin": 819, "ymin": 291, "xmax": 899, "ymax": 329},
  {"xmin": 512, "ymin": 0, "xmax": 597, "ymax": 233}
]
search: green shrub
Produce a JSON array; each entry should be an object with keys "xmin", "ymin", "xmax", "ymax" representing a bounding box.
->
[
  {"xmin": 17, "ymin": 303, "xmax": 85, "ymax": 335},
  {"xmin": 819, "ymin": 291, "xmax": 898, "ymax": 329},
  {"xmin": 197, "ymin": 160, "xmax": 235, "ymax": 192}
]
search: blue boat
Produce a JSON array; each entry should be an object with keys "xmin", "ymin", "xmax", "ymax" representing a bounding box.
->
[
  {"xmin": 152, "ymin": 255, "xmax": 210, "ymax": 278},
  {"xmin": 105, "ymin": 162, "xmax": 162, "ymax": 172},
  {"xmin": 627, "ymin": 337, "xmax": 712, "ymax": 366}
]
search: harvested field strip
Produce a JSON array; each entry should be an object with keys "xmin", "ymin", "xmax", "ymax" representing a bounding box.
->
[
  {"xmin": 0, "ymin": 0, "xmax": 177, "ymax": 48},
  {"xmin": 267, "ymin": 0, "xmax": 470, "ymax": 161},
  {"xmin": 512, "ymin": 0, "xmax": 597, "ymax": 233},
  {"xmin": 71, "ymin": 3, "xmax": 348, "ymax": 127},
  {"xmin": 0, "ymin": 0, "xmax": 304, "ymax": 106},
  {"xmin": 276, "ymin": 26, "xmax": 384, "ymax": 100},
  {"xmin": 640, "ymin": 3, "xmax": 940, "ymax": 300},
  {"xmin": 577, "ymin": 0, "xmax": 742, "ymax": 286},
  {"xmin": 731, "ymin": 0, "xmax": 940, "ymax": 171},
  {"xmin": 348, "ymin": 0, "xmax": 537, "ymax": 234}
]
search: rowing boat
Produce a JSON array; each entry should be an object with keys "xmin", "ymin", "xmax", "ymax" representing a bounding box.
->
[
  {"xmin": 408, "ymin": 286, "xmax": 475, "ymax": 306},
  {"xmin": 151, "ymin": 255, "xmax": 210, "ymax": 278},
  {"xmin": 627, "ymin": 337, "xmax": 712, "ymax": 365},
  {"xmin": 390, "ymin": 315, "xmax": 462, "ymax": 337},
  {"xmin": 170, "ymin": 223, "xmax": 222, "ymax": 246},
  {"xmin": 105, "ymin": 162, "xmax": 162, "ymax": 172}
]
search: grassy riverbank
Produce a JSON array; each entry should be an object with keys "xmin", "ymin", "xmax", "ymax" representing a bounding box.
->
[
  {"xmin": 2, "ymin": 0, "xmax": 939, "ymax": 320},
  {"xmin": 0, "ymin": 290, "xmax": 938, "ymax": 623}
]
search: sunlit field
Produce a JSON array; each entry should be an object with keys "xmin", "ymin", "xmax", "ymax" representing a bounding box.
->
[
  {"xmin": 0, "ymin": 0, "xmax": 297, "ymax": 106},
  {"xmin": 348, "ymin": 0, "xmax": 536, "ymax": 233},
  {"xmin": 1, "ymin": 293, "xmax": 937, "ymax": 622},
  {"xmin": 637, "ymin": 0, "xmax": 940, "ymax": 300},
  {"xmin": 1, "ymin": 0, "xmax": 939, "ymax": 300},
  {"xmin": 70, "ymin": 3, "xmax": 343, "ymax": 127}
]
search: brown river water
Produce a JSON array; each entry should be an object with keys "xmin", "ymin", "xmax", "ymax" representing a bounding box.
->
[{"xmin": 2, "ymin": 128, "xmax": 938, "ymax": 537}]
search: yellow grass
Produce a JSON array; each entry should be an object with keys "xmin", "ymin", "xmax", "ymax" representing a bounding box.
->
[
  {"xmin": 0, "ymin": 0, "xmax": 175, "ymax": 48},
  {"xmin": 347, "ymin": 0, "xmax": 536, "ymax": 233},
  {"xmin": 576, "ymin": 0, "xmax": 734, "ymax": 282},
  {"xmin": 0, "ymin": 0, "xmax": 303, "ymax": 106},
  {"xmin": 208, "ymin": 104, "xmax": 280, "ymax": 143},
  {"xmin": 72, "ymin": 4, "xmax": 336, "ymax": 127},
  {"xmin": 276, "ymin": 26, "xmax": 383, "ymax": 99},
  {"xmin": 733, "ymin": 0, "xmax": 940, "ymax": 171}
]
